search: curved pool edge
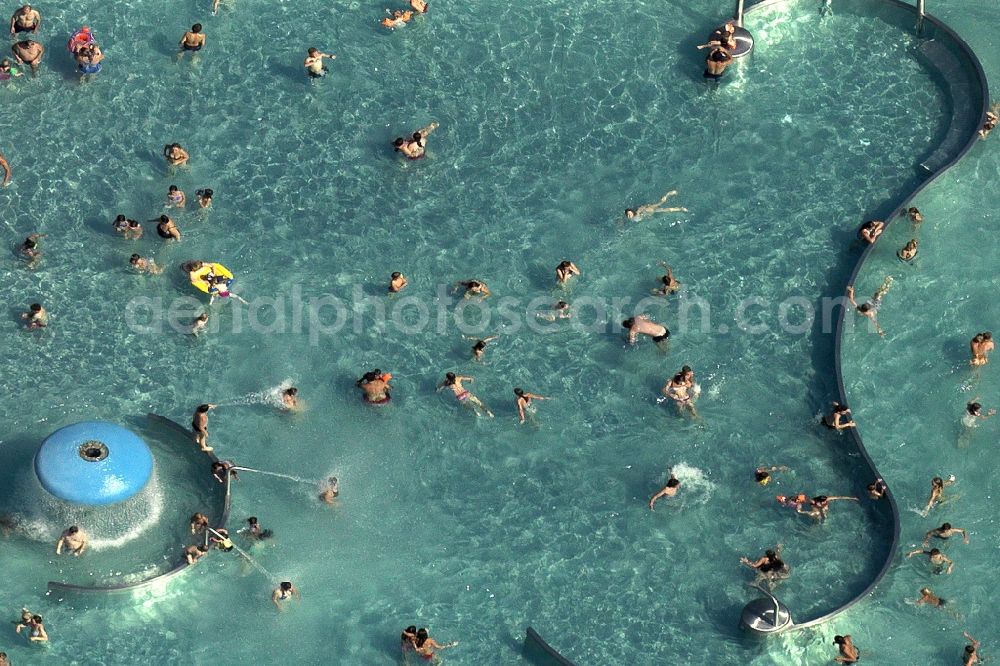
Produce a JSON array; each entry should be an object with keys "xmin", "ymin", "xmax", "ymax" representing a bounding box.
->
[
  {"xmin": 524, "ymin": 628, "xmax": 578, "ymax": 666},
  {"xmin": 46, "ymin": 414, "xmax": 231, "ymax": 595},
  {"xmin": 819, "ymin": 0, "xmax": 990, "ymax": 630}
]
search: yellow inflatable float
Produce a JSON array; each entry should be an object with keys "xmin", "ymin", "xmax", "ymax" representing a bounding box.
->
[{"xmin": 190, "ymin": 263, "xmax": 234, "ymax": 295}]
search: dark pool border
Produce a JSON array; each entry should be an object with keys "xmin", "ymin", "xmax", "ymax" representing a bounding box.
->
[
  {"xmin": 523, "ymin": 1, "xmax": 989, "ymax": 659},
  {"xmin": 821, "ymin": 0, "xmax": 989, "ymax": 630},
  {"xmin": 46, "ymin": 414, "xmax": 231, "ymax": 594}
]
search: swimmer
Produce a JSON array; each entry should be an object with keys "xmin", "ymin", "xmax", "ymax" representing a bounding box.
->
[
  {"xmin": 356, "ymin": 369, "xmax": 392, "ymax": 405},
  {"xmin": 210, "ymin": 527, "xmax": 234, "ymax": 551},
  {"xmin": 624, "ymin": 190, "xmax": 687, "ymax": 221},
  {"xmin": 466, "ymin": 334, "xmax": 499, "ymax": 361},
  {"xmin": 11, "ymin": 39, "xmax": 44, "ymax": 74},
  {"xmin": 211, "ymin": 460, "xmax": 238, "ymax": 484},
  {"xmin": 846, "ymin": 276, "xmax": 892, "ymax": 337},
  {"xmin": 962, "ymin": 401, "xmax": 995, "ymax": 427},
  {"xmin": 190, "ymin": 312, "xmax": 210, "ymax": 335},
  {"xmin": 923, "ymin": 475, "xmax": 955, "ymax": 515},
  {"xmin": 648, "ymin": 475, "xmax": 680, "ymax": 510},
  {"xmin": 857, "ymin": 219, "xmax": 884, "ymax": 244},
  {"xmin": 195, "ymin": 188, "xmax": 213, "ymax": 208},
  {"xmin": 401, "ymin": 625, "xmax": 418, "ymax": 653},
  {"xmin": 319, "ymin": 476, "xmax": 339, "ymax": 504},
  {"xmin": 740, "ymin": 546, "xmax": 789, "ymax": 582},
  {"xmin": 281, "ymin": 387, "xmax": 299, "ymax": 410},
  {"xmin": 438, "ymin": 372, "xmax": 494, "ymax": 417},
  {"xmin": 410, "ymin": 0, "xmax": 428, "ymax": 12},
  {"xmin": 821, "ymin": 402, "xmax": 855, "ymax": 430},
  {"xmin": 833, "ymin": 635, "xmax": 859, "ymax": 664},
  {"xmin": 244, "ymin": 516, "xmax": 273, "ymax": 540},
  {"xmin": 74, "ymin": 43, "xmax": 103, "ymax": 76},
  {"xmin": 0, "ymin": 58, "xmax": 23, "ymax": 79},
  {"xmin": 163, "ymin": 143, "xmax": 189, "ymax": 167},
  {"xmin": 697, "ymin": 20, "xmax": 737, "ymax": 50},
  {"xmin": 867, "ymin": 478, "xmax": 887, "ymax": 500},
  {"xmin": 775, "ymin": 493, "xmax": 808, "ymax": 510},
  {"xmin": 130, "ymin": 254, "xmax": 163, "ymax": 274},
  {"xmin": 754, "ymin": 465, "xmax": 790, "ymax": 486},
  {"xmin": 703, "ymin": 45, "xmax": 732, "ymax": 81},
  {"xmin": 797, "ymin": 495, "xmax": 858, "ymax": 522},
  {"xmin": 9, "ymin": 5, "xmax": 40, "ymax": 34},
  {"xmin": 178, "ymin": 24, "xmax": 206, "ymax": 57},
  {"xmin": 905, "ymin": 547, "xmax": 954, "ymax": 574},
  {"xmin": 21, "ymin": 303, "xmax": 47, "ymax": 329},
  {"xmin": 455, "ymin": 279, "xmax": 491, "ymax": 300},
  {"xmin": 651, "ymin": 262, "xmax": 681, "ymax": 296},
  {"xmin": 304, "ymin": 47, "xmax": 335, "ymax": 78},
  {"xmin": 0, "ymin": 651, "xmax": 7, "ymax": 666},
  {"xmin": 963, "ymin": 632, "xmax": 980, "ymax": 665},
  {"xmin": 166, "ymin": 184, "xmax": 186, "ymax": 207},
  {"xmin": 514, "ymin": 387, "xmax": 547, "ymax": 424},
  {"xmin": 126, "ymin": 218, "xmax": 143, "ymax": 239},
  {"xmin": 970, "ymin": 332, "xmax": 994, "ymax": 366},
  {"xmin": 113, "ymin": 214, "xmax": 135, "ymax": 237},
  {"xmin": 536, "ymin": 301, "xmax": 571, "ymax": 322},
  {"xmin": 392, "ymin": 122, "xmax": 438, "ymax": 160},
  {"xmin": 661, "ymin": 365, "xmax": 697, "ymax": 417},
  {"xmin": 190, "ymin": 512, "xmax": 209, "ymax": 534},
  {"xmin": 897, "ymin": 238, "xmax": 918, "ymax": 262},
  {"xmin": 381, "ymin": 9, "xmax": 413, "ymax": 29},
  {"xmin": 622, "ymin": 315, "xmax": 669, "ymax": 347},
  {"xmin": 907, "ymin": 206, "xmax": 924, "ymax": 226},
  {"xmin": 154, "ymin": 214, "xmax": 181, "ymax": 241},
  {"xmin": 0, "ymin": 514, "xmax": 16, "ymax": 537},
  {"xmin": 923, "ymin": 522, "xmax": 969, "ymax": 546},
  {"xmin": 979, "ymin": 102, "xmax": 1000, "ymax": 140},
  {"xmin": 388, "ymin": 271, "xmax": 408, "ymax": 293},
  {"xmin": 185, "ymin": 544, "xmax": 209, "ymax": 564},
  {"xmin": 413, "ymin": 628, "xmax": 458, "ymax": 660},
  {"xmin": 17, "ymin": 233, "xmax": 44, "ymax": 268},
  {"xmin": 192, "ymin": 403, "xmax": 216, "ymax": 452},
  {"xmin": 55, "ymin": 525, "xmax": 87, "ymax": 556},
  {"xmin": 914, "ymin": 587, "xmax": 947, "ymax": 607},
  {"xmin": 272, "ymin": 581, "xmax": 300, "ymax": 609},
  {"xmin": 14, "ymin": 614, "xmax": 47, "ymax": 642},
  {"xmin": 0, "ymin": 151, "xmax": 9, "ymax": 185},
  {"xmin": 555, "ymin": 260, "xmax": 580, "ymax": 285}
]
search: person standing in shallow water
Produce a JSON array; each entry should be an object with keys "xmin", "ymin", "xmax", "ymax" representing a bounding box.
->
[
  {"xmin": 0, "ymin": 151, "xmax": 10, "ymax": 186},
  {"xmin": 970, "ymin": 332, "xmax": 994, "ymax": 366},
  {"xmin": 304, "ymin": 47, "xmax": 335, "ymax": 78},
  {"xmin": 178, "ymin": 23, "xmax": 206, "ymax": 57},
  {"xmin": 56, "ymin": 525, "xmax": 87, "ymax": 556},
  {"xmin": 833, "ymin": 635, "xmax": 859, "ymax": 663},
  {"xmin": 191, "ymin": 403, "xmax": 216, "ymax": 452},
  {"xmin": 272, "ymin": 581, "xmax": 300, "ymax": 609}
]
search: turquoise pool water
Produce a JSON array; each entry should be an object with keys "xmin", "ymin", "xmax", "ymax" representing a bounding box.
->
[{"xmin": 0, "ymin": 0, "xmax": 990, "ymax": 663}]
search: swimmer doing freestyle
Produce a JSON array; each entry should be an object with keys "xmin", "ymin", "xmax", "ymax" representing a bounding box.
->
[{"xmin": 438, "ymin": 372, "xmax": 493, "ymax": 417}]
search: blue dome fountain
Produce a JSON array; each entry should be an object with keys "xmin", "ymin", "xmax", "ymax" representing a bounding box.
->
[{"xmin": 34, "ymin": 421, "xmax": 154, "ymax": 505}]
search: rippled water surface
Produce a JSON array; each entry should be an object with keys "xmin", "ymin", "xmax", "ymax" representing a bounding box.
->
[{"xmin": 0, "ymin": 0, "xmax": 990, "ymax": 663}]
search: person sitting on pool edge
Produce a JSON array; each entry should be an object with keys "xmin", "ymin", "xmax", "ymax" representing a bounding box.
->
[
  {"xmin": 304, "ymin": 47, "xmax": 335, "ymax": 78},
  {"xmin": 704, "ymin": 45, "xmax": 732, "ymax": 81},
  {"xmin": 178, "ymin": 23, "xmax": 205, "ymax": 57},
  {"xmin": 185, "ymin": 544, "xmax": 209, "ymax": 564},
  {"xmin": 697, "ymin": 20, "xmax": 737, "ymax": 51},
  {"xmin": 821, "ymin": 401, "xmax": 855, "ymax": 430},
  {"xmin": 857, "ymin": 219, "xmax": 884, "ymax": 244}
]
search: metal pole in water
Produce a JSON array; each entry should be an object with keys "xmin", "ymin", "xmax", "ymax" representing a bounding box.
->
[
  {"xmin": 916, "ymin": 0, "xmax": 925, "ymax": 32},
  {"xmin": 736, "ymin": 0, "xmax": 745, "ymax": 27}
]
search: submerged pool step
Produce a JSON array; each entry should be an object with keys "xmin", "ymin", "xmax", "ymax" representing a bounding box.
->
[{"xmin": 917, "ymin": 38, "xmax": 973, "ymax": 174}]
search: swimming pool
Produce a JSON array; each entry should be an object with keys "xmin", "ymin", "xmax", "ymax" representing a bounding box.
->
[{"xmin": 0, "ymin": 0, "xmax": 992, "ymax": 662}]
